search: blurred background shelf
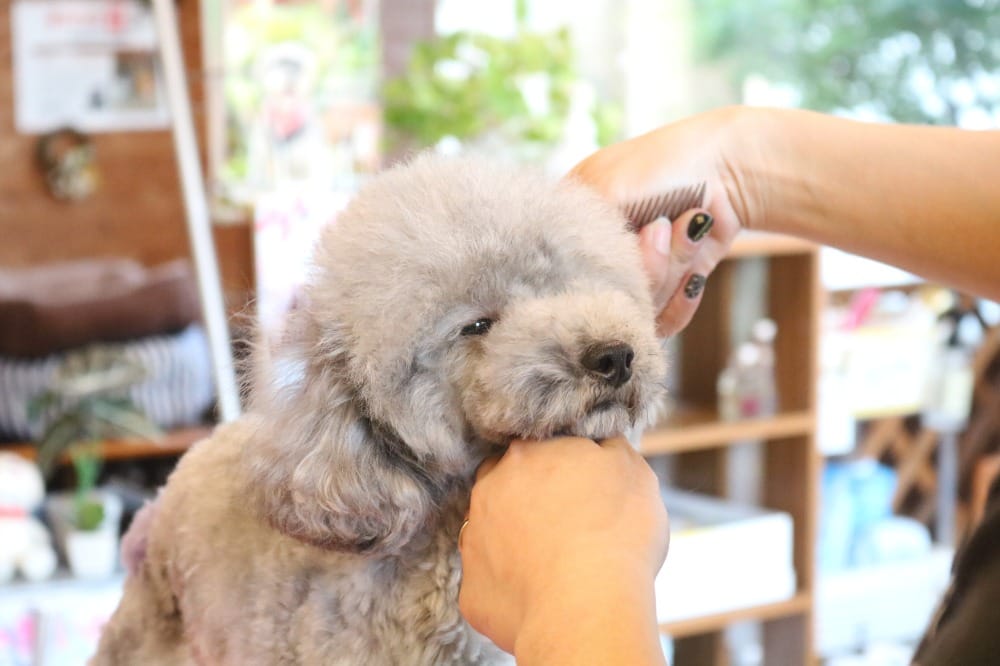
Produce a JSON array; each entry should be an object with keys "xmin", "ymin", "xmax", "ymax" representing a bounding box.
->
[
  {"xmin": 3, "ymin": 426, "xmax": 212, "ymax": 464},
  {"xmin": 661, "ymin": 592, "xmax": 812, "ymax": 639},
  {"xmin": 642, "ymin": 406, "xmax": 814, "ymax": 455}
]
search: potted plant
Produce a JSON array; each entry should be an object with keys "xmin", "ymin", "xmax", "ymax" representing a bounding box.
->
[{"xmin": 29, "ymin": 348, "xmax": 161, "ymax": 579}]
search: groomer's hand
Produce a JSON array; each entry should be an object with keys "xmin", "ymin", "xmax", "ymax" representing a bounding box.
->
[
  {"xmin": 570, "ymin": 107, "xmax": 748, "ymax": 336},
  {"xmin": 459, "ymin": 437, "xmax": 668, "ymax": 665}
]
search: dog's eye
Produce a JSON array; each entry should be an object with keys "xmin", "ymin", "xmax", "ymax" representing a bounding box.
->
[{"xmin": 460, "ymin": 318, "xmax": 494, "ymax": 336}]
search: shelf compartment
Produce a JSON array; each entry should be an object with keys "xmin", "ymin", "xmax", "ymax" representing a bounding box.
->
[
  {"xmin": 640, "ymin": 406, "xmax": 814, "ymax": 455},
  {"xmin": 2, "ymin": 425, "xmax": 213, "ymax": 463},
  {"xmin": 661, "ymin": 591, "xmax": 811, "ymax": 639}
]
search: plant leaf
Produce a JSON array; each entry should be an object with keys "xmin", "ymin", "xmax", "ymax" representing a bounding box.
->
[
  {"xmin": 35, "ymin": 412, "xmax": 84, "ymax": 477},
  {"xmin": 88, "ymin": 399, "xmax": 164, "ymax": 442},
  {"xmin": 27, "ymin": 391, "xmax": 59, "ymax": 426}
]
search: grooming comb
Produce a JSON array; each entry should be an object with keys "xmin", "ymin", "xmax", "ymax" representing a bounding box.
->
[{"xmin": 621, "ymin": 182, "xmax": 707, "ymax": 232}]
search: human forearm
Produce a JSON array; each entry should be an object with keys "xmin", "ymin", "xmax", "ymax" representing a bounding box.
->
[{"xmin": 735, "ymin": 107, "xmax": 1000, "ymax": 298}]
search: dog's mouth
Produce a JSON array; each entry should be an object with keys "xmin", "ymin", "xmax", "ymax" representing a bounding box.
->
[
  {"xmin": 547, "ymin": 398, "xmax": 636, "ymax": 440},
  {"xmin": 476, "ymin": 377, "xmax": 664, "ymax": 446}
]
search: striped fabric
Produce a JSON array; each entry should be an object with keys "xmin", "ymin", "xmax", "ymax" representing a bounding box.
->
[{"xmin": 0, "ymin": 326, "xmax": 215, "ymax": 440}]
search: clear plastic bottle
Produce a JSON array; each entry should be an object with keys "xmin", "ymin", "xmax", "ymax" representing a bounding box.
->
[
  {"xmin": 749, "ymin": 318, "xmax": 778, "ymax": 417},
  {"xmin": 717, "ymin": 319, "xmax": 779, "ymax": 420},
  {"xmin": 717, "ymin": 364, "xmax": 741, "ymax": 422}
]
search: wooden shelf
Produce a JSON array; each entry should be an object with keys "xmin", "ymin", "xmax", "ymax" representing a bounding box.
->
[
  {"xmin": 654, "ymin": 247, "xmax": 820, "ymax": 663},
  {"xmin": 728, "ymin": 231, "xmax": 816, "ymax": 258},
  {"xmin": 640, "ymin": 405, "xmax": 814, "ymax": 455},
  {"xmin": 1, "ymin": 426, "xmax": 212, "ymax": 463},
  {"xmin": 660, "ymin": 592, "xmax": 812, "ymax": 639}
]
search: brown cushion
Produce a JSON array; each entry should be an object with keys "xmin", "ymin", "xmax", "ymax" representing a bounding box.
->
[{"xmin": 0, "ymin": 258, "xmax": 200, "ymax": 358}]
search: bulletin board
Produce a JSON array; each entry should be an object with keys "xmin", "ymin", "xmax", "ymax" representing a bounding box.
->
[{"xmin": 11, "ymin": 0, "xmax": 170, "ymax": 134}]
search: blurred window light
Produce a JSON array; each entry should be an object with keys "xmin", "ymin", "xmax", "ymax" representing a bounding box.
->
[
  {"xmin": 690, "ymin": 0, "xmax": 1000, "ymax": 128},
  {"xmin": 436, "ymin": 0, "xmax": 519, "ymax": 37}
]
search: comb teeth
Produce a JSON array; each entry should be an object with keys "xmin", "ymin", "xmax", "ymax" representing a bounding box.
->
[{"xmin": 622, "ymin": 182, "xmax": 707, "ymax": 232}]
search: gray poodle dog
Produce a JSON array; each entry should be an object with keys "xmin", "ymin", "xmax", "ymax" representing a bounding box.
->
[{"xmin": 92, "ymin": 154, "xmax": 667, "ymax": 665}]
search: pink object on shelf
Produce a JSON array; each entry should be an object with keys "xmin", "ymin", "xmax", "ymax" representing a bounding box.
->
[{"xmin": 841, "ymin": 287, "xmax": 881, "ymax": 331}]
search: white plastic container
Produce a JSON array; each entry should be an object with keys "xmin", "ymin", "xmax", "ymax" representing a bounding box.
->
[
  {"xmin": 656, "ymin": 489, "xmax": 796, "ymax": 624},
  {"xmin": 65, "ymin": 528, "xmax": 119, "ymax": 580}
]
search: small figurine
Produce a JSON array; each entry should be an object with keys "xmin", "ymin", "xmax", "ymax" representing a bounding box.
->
[{"xmin": 0, "ymin": 453, "xmax": 58, "ymax": 583}]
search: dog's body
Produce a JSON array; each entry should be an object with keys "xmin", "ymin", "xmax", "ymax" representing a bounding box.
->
[
  {"xmin": 97, "ymin": 417, "xmax": 487, "ymax": 665},
  {"xmin": 94, "ymin": 155, "xmax": 667, "ymax": 665}
]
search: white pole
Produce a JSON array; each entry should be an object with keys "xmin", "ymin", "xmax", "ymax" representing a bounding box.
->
[{"xmin": 152, "ymin": 0, "xmax": 241, "ymax": 421}]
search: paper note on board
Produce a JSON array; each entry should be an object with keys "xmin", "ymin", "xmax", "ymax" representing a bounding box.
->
[{"xmin": 11, "ymin": 0, "xmax": 170, "ymax": 133}]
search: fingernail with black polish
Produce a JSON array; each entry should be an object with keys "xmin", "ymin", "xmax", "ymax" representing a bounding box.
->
[
  {"xmin": 687, "ymin": 212, "xmax": 714, "ymax": 242},
  {"xmin": 685, "ymin": 274, "xmax": 707, "ymax": 299}
]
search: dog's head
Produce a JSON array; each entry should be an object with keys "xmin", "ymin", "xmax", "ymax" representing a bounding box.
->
[{"xmin": 247, "ymin": 154, "xmax": 667, "ymax": 554}]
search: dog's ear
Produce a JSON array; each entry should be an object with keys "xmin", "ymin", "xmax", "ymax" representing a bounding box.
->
[{"xmin": 243, "ymin": 314, "xmax": 444, "ymax": 555}]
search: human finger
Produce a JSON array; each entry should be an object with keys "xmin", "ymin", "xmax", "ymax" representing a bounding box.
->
[
  {"xmin": 656, "ymin": 268, "xmax": 707, "ymax": 337},
  {"xmin": 653, "ymin": 210, "xmax": 732, "ymax": 337},
  {"xmin": 653, "ymin": 209, "xmax": 714, "ymax": 312}
]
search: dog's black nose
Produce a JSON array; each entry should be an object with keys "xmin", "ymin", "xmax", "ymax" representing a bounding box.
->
[{"xmin": 581, "ymin": 342, "xmax": 634, "ymax": 388}]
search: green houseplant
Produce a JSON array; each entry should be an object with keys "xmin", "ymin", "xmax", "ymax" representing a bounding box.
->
[
  {"xmin": 382, "ymin": 3, "xmax": 621, "ymax": 160},
  {"xmin": 29, "ymin": 349, "xmax": 162, "ymax": 578},
  {"xmin": 382, "ymin": 28, "xmax": 577, "ymax": 152}
]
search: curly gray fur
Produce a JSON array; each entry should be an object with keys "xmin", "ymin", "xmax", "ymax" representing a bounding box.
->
[{"xmin": 92, "ymin": 154, "xmax": 667, "ymax": 665}]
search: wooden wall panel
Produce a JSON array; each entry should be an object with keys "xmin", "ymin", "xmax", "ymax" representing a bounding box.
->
[{"xmin": 0, "ymin": 0, "xmax": 205, "ymax": 269}]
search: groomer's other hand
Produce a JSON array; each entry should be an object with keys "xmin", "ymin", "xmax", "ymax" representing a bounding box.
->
[
  {"xmin": 459, "ymin": 437, "xmax": 668, "ymax": 665},
  {"xmin": 569, "ymin": 107, "xmax": 749, "ymax": 337}
]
